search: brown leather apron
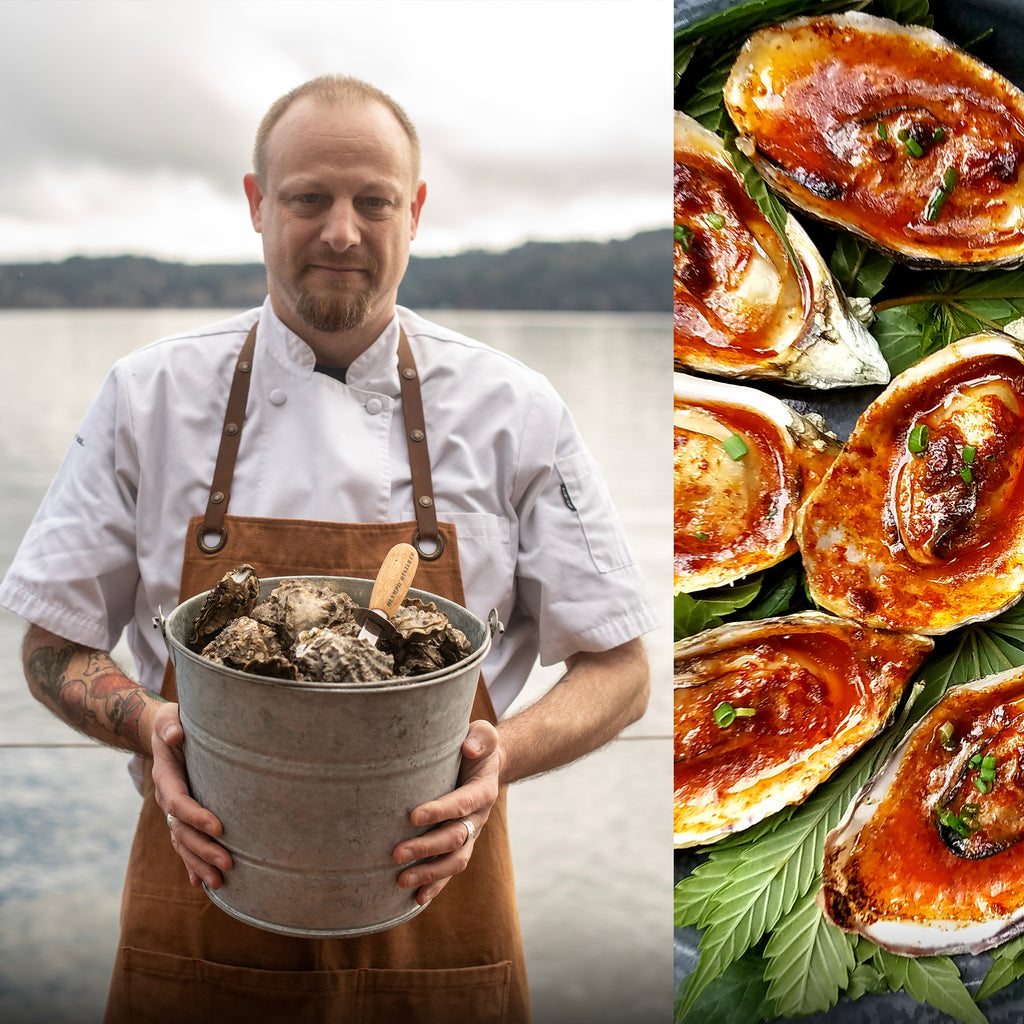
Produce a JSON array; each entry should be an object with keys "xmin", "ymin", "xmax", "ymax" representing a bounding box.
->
[{"xmin": 104, "ymin": 324, "xmax": 532, "ymax": 1023}]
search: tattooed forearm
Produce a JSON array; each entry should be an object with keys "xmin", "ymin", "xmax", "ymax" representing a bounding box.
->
[{"xmin": 22, "ymin": 625, "xmax": 162, "ymax": 754}]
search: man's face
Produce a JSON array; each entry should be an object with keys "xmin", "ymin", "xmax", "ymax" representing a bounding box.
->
[{"xmin": 244, "ymin": 96, "xmax": 426, "ymax": 355}]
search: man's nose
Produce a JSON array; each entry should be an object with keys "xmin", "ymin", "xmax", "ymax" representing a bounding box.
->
[{"xmin": 320, "ymin": 201, "xmax": 360, "ymax": 250}]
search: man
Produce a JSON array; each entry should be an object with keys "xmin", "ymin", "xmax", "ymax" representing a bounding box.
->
[{"xmin": 0, "ymin": 75, "xmax": 656, "ymax": 1021}]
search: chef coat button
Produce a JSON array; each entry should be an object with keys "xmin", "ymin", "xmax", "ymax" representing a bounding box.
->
[
  {"xmin": 269, "ymin": 389, "xmax": 287, "ymax": 406},
  {"xmin": 366, "ymin": 398, "xmax": 383, "ymax": 415}
]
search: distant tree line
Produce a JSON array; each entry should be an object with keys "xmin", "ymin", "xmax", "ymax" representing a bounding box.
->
[{"xmin": 0, "ymin": 230, "xmax": 670, "ymax": 313}]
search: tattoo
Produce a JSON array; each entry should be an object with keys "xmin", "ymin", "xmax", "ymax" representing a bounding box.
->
[{"xmin": 25, "ymin": 636, "xmax": 151, "ymax": 750}]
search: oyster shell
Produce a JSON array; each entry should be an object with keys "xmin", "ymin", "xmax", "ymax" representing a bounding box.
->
[
  {"xmin": 200, "ymin": 616, "xmax": 297, "ymax": 679},
  {"xmin": 293, "ymin": 628, "xmax": 394, "ymax": 683},
  {"xmin": 674, "ymin": 612, "xmax": 932, "ymax": 849},
  {"xmin": 391, "ymin": 599, "xmax": 449, "ymax": 644},
  {"xmin": 820, "ymin": 664, "xmax": 1024, "ymax": 955},
  {"xmin": 797, "ymin": 332, "xmax": 1024, "ymax": 633},
  {"xmin": 251, "ymin": 578, "xmax": 359, "ymax": 644},
  {"xmin": 675, "ymin": 373, "xmax": 841, "ymax": 593},
  {"xmin": 724, "ymin": 13, "xmax": 1024, "ymax": 269},
  {"xmin": 188, "ymin": 564, "xmax": 259, "ymax": 649},
  {"xmin": 675, "ymin": 112, "xmax": 888, "ymax": 386}
]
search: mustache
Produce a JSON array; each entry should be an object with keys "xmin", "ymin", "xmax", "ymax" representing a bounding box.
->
[{"xmin": 303, "ymin": 251, "xmax": 379, "ymax": 273}]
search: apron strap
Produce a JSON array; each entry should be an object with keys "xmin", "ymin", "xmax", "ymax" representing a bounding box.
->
[
  {"xmin": 198, "ymin": 323, "xmax": 257, "ymax": 553},
  {"xmin": 198, "ymin": 321, "xmax": 442, "ymax": 560},
  {"xmin": 397, "ymin": 328, "xmax": 443, "ymax": 560}
]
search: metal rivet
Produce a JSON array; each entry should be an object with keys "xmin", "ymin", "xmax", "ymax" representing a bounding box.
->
[
  {"xmin": 418, "ymin": 495, "xmax": 434, "ymax": 508},
  {"xmin": 210, "ymin": 491, "xmax": 225, "ymax": 504},
  {"xmin": 238, "ymin": 361, "xmax": 252, "ymax": 373},
  {"xmin": 402, "ymin": 367, "xmax": 416, "ymax": 380},
  {"xmin": 224, "ymin": 423, "xmax": 239, "ymax": 436},
  {"xmin": 410, "ymin": 429, "xmax": 424, "ymax": 442}
]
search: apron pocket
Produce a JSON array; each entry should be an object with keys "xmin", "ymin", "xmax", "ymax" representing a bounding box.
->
[{"xmin": 120, "ymin": 946, "xmax": 513, "ymax": 1024}]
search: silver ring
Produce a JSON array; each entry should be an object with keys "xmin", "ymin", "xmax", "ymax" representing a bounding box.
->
[
  {"xmin": 460, "ymin": 817, "xmax": 477, "ymax": 846},
  {"xmin": 166, "ymin": 812, "xmax": 175, "ymax": 830}
]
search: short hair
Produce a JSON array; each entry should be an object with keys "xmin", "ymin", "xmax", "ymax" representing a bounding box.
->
[{"xmin": 252, "ymin": 74, "xmax": 421, "ymax": 185}]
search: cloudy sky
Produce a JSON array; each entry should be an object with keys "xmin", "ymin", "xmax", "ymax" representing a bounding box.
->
[{"xmin": 0, "ymin": 0, "xmax": 670, "ymax": 264}]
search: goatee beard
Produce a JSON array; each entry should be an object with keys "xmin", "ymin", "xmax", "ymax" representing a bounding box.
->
[{"xmin": 295, "ymin": 289, "xmax": 374, "ymax": 333}]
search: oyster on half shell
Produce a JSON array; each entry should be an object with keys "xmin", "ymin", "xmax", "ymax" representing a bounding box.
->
[
  {"xmin": 675, "ymin": 373, "xmax": 841, "ymax": 593},
  {"xmin": 674, "ymin": 111, "xmax": 888, "ymax": 387},
  {"xmin": 725, "ymin": 13, "xmax": 1024, "ymax": 269},
  {"xmin": 797, "ymin": 332, "xmax": 1024, "ymax": 634},
  {"xmin": 820, "ymin": 664, "xmax": 1024, "ymax": 956},
  {"xmin": 674, "ymin": 612, "xmax": 932, "ymax": 849}
]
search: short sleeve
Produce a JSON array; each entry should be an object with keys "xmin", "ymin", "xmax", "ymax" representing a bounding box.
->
[{"xmin": 511, "ymin": 394, "xmax": 658, "ymax": 666}]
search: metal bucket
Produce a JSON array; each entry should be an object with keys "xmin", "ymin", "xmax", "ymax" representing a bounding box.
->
[{"xmin": 159, "ymin": 575, "xmax": 497, "ymax": 937}]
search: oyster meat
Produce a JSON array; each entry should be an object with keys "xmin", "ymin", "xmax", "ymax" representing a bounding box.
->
[
  {"xmin": 674, "ymin": 112, "xmax": 888, "ymax": 386},
  {"xmin": 724, "ymin": 13, "xmax": 1024, "ymax": 269},
  {"xmin": 797, "ymin": 332, "xmax": 1024, "ymax": 633},
  {"xmin": 675, "ymin": 373, "xmax": 841, "ymax": 593},
  {"xmin": 821, "ymin": 664, "xmax": 1024, "ymax": 956},
  {"xmin": 674, "ymin": 612, "xmax": 932, "ymax": 849}
]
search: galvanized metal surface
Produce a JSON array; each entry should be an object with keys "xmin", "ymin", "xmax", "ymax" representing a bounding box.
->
[{"xmin": 162, "ymin": 576, "xmax": 495, "ymax": 937}]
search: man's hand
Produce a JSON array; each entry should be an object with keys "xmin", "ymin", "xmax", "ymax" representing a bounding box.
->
[
  {"xmin": 392, "ymin": 720, "xmax": 500, "ymax": 905},
  {"xmin": 152, "ymin": 701, "xmax": 233, "ymax": 889}
]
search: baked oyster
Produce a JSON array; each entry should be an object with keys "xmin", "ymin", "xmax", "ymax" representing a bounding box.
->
[
  {"xmin": 797, "ymin": 332, "xmax": 1024, "ymax": 633},
  {"xmin": 675, "ymin": 373, "xmax": 841, "ymax": 593},
  {"xmin": 724, "ymin": 12, "xmax": 1024, "ymax": 269},
  {"xmin": 674, "ymin": 612, "xmax": 932, "ymax": 848},
  {"xmin": 674, "ymin": 112, "xmax": 887, "ymax": 386},
  {"xmin": 820, "ymin": 664, "xmax": 1024, "ymax": 955}
]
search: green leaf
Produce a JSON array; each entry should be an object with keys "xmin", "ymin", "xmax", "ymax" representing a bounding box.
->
[
  {"xmin": 682, "ymin": 66, "xmax": 732, "ymax": 132},
  {"xmin": 871, "ymin": 305, "xmax": 928, "ymax": 375},
  {"xmin": 723, "ymin": 138, "xmax": 804, "ymax": 280},
  {"xmin": 675, "ymin": 747, "xmax": 880, "ymax": 1017},
  {"xmin": 977, "ymin": 936, "xmax": 1024, "ymax": 1001},
  {"xmin": 675, "ymin": 594, "xmax": 724, "ymax": 640},
  {"xmin": 830, "ymin": 235, "xmax": 894, "ymax": 299},
  {"xmin": 844, "ymin": 961, "xmax": 889, "ymax": 1000},
  {"xmin": 675, "ymin": 40, "xmax": 699, "ymax": 87},
  {"xmin": 872, "ymin": 949, "xmax": 989, "ymax": 1024},
  {"xmin": 879, "ymin": 0, "xmax": 934, "ymax": 26},
  {"xmin": 674, "ymin": 952, "xmax": 770, "ymax": 1024},
  {"xmin": 743, "ymin": 560, "xmax": 806, "ymax": 620},
  {"xmin": 763, "ymin": 887, "xmax": 858, "ymax": 1017},
  {"xmin": 675, "ymin": 576, "xmax": 765, "ymax": 640}
]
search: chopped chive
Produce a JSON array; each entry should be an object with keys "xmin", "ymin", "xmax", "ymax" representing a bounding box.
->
[
  {"xmin": 974, "ymin": 777, "xmax": 991, "ymax": 793},
  {"xmin": 938, "ymin": 809, "xmax": 974, "ymax": 837},
  {"xmin": 924, "ymin": 166, "xmax": 958, "ymax": 222},
  {"xmin": 704, "ymin": 212, "xmax": 725, "ymax": 230},
  {"xmin": 980, "ymin": 768, "xmax": 996, "ymax": 782},
  {"xmin": 983, "ymin": 755, "xmax": 997, "ymax": 770},
  {"xmin": 674, "ymin": 223, "xmax": 695, "ymax": 250},
  {"xmin": 961, "ymin": 466, "xmax": 974, "ymax": 484},
  {"xmin": 905, "ymin": 137, "xmax": 925, "ymax": 158},
  {"xmin": 695, "ymin": 531, "xmax": 709, "ymax": 541},
  {"xmin": 908, "ymin": 423, "xmax": 929, "ymax": 455},
  {"xmin": 898, "ymin": 128, "xmax": 910, "ymax": 141},
  {"xmin": 963, "ymin": 445, "xmax": 976, "ymax": 465},
  {"xmin": 713, "ymin": 702, "xmax": 736, "ymax": 727},
  {"xmin": 933, "ymin": 126, "xmax": 947, "ymax": 142},
  {"xmin": 877, "ymin": 121, "xmax": 888, "ymax": 140},
  {"xmin": 723, "ymin": 433, "xmax": 749, "ymax": 460},
  {"xmin": 970, "ymin": 753, "xmax": 984, "ymax": 769},
  {"xmin": 734, "ymin": 707, "xmax": 756, "ymax": 718}
]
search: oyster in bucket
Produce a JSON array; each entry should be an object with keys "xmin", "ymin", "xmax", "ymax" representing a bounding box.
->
[
  {"xmin": 160, "ymin": 570, "xmax": 498, "ymax": 937},
  {"xmin": 191, "ymin": 565, "xmax": 471, "ymax": 682}
]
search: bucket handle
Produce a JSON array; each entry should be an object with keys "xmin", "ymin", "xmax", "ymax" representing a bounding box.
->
[{"xmin": 487, "ymin": 609, "xmax": 503, "ymax": 639}]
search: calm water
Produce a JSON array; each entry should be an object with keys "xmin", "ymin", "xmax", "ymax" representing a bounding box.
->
[{"xmin": 0, "ymin": 308, "xmax": 674, "ymax": 1023}]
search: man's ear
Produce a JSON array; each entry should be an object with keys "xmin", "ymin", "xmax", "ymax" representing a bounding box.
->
[{"xmin": 243, "ymin": 173, "xmax": 264, "ymax": 232}]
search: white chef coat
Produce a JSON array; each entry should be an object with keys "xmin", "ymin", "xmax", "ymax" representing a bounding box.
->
[{"xmin": 0, "ymin": 299, "xmax": 657, "ymax": 718}]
